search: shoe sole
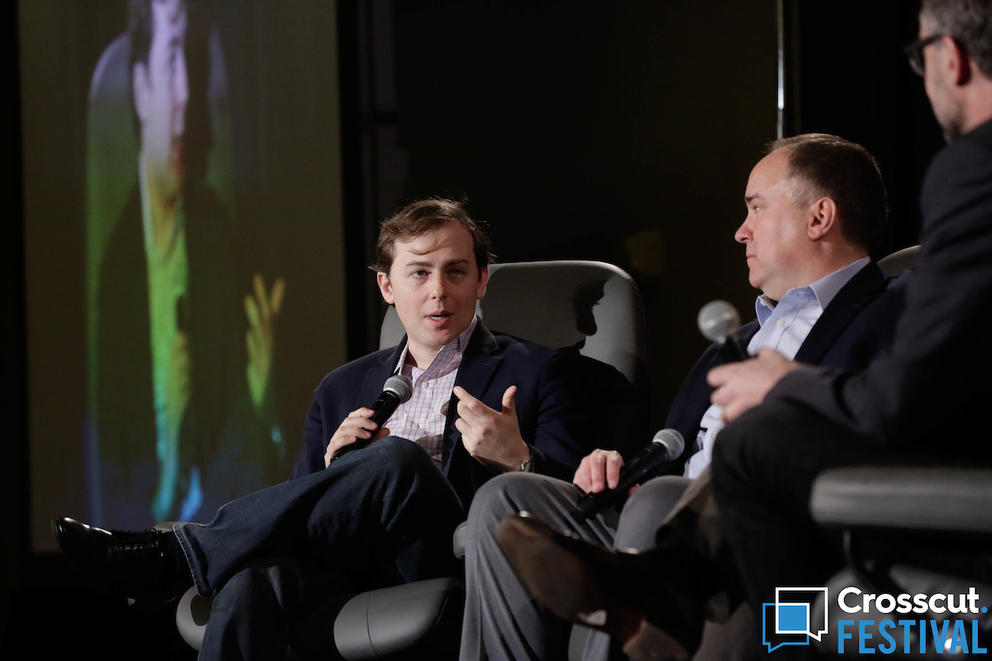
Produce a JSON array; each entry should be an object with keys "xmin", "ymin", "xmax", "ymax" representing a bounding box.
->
[{"xmin": 495, "ymin": 515, "xmax": 637, "ymax": 638}]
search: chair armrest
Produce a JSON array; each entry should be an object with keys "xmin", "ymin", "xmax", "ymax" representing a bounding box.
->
[
  {"xmin": 333, "ymin": 577, "xmax": 464, "ymax": 660},
  {"xmin": 810, "ymin": 467, "xmax": 992, "ymax": 533},
  {"xmin": 173, "ymin": 520, "xmax": 470, "ymax": 653},
  {"xmin": 332, "ymin": 523, "xmax": 468, "ymax": 658},
  {"xmin": 176, "ymin": 587, "xmax": 212, "ymax": 651},
  {"xmin": 452, "ymin": 521, "xmax": 468, "ymax": 559}
]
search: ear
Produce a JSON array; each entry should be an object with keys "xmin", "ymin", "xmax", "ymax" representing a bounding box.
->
[
  {"xmin": 947, "ymin": 36, "xmax": 973, "ymax": 86},
  {"xmin": 475, "ymin": 266, "xmax": 489, "ymax": 300},
  {"xmin": 376, "ymin": 271, "xmax": 395, "ymax": 305},
  {"xmin": 806, "ymin": 197, "xmax": 838, "ymax": 241}
]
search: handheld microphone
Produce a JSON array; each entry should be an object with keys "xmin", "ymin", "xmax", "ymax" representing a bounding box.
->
[
  {"xmin": 331, "ymin": 374, "xmax": 413, "ymax": 460},
  {"xmin": 697, "ymin": 300, "xmax": 748, "ymax": 361},
  {"xmin": 576, "ymin": 428, "xmax": 685, "ymax": 519}
]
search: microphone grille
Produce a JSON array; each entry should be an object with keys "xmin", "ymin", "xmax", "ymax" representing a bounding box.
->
[
  {"xmin": 651, "ymin": 428, "xmax": 685, "ymax": 461},
  {"xmin": 383, "ymin": 374, "xmax": 414, "ymax": 402},
  {"xmin": 697, "ymin": 300, "xmax": 741, "ymax": 344}
]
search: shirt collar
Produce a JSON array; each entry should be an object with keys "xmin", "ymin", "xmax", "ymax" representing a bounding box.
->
[
  {"xmin": 393, "ymin": 315, "xmax": 479, "ymax": 374},
  {"xmin": 754, "ymin": 256, "xmax": 870, "ymax": 326}
]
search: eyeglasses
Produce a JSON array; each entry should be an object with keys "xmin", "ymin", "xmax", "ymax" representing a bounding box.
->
[{"xmin": 904, "ymin": 34, "xmax": 946, "ymax": 76}]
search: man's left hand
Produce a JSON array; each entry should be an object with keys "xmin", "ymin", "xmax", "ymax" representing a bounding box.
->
[
  {"xmin": 453, "ymin": 385, "xmax": 530, "ymax": 472},
  {"xmin": 707, "ymin": 348, "xmax": 801, "ymax": 422}
]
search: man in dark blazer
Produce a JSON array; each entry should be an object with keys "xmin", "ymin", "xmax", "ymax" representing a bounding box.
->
[
  {"xmin": 460, "ymin": 134, "xmax": 904, "ymax": 661},
  {"xmin": 57, "ymin": 198, "xmax": 632, "ymax": 660}
]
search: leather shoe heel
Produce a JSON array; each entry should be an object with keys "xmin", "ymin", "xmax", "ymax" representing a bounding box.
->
[
  {"xmin": 496, "ymin": 513, "xmax": 648, "ymax": 643},
  {"xmin": 495, "ymin": 513, "xmax": 702, "ymax": 659}
]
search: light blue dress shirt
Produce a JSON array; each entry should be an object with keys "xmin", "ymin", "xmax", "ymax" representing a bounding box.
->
[{"xmin": 684, "ymin": 257, "xmax": 871, "ymax": 478}]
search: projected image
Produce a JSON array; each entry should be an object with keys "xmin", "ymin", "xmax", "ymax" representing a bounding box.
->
[
  {"xmin": 22, "ymin": 0, "xmax": 346, "ymax": 542},
  {"xmin": 89, "ymin": 0, "xmax": 285, "ymax": 525}
]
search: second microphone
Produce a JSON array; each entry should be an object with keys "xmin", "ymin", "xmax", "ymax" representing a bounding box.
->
[{"xmin": 576, "ymin": 428, "xmax": 685, "ymax": 519}]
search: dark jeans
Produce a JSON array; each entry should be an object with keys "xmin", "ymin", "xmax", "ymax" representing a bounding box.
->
[{"xmin": 174, "ymin": 437, "xmax": 465, "ymax": 660}]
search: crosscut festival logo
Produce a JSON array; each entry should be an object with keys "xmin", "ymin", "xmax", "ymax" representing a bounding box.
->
[{"xmin": 762, "ymin": 585, "xmax": 989, "ymax": 655}]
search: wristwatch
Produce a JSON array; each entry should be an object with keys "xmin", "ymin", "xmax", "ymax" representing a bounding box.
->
[{"xmin": 519, "ymin": 447, "xmax": 534, "ymax": 472}]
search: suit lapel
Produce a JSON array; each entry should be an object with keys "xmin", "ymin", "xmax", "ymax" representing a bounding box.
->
[
  {"xmin": 442, "ymin": 322, "xmax": 502, "ymax": 471},
  {"xmin": 794, "ymin": 262, "xmax": 887, "ymax": 364},
  {"xmin": 356, "ymin": 341, "xmax": 406, "ymax": 410}
]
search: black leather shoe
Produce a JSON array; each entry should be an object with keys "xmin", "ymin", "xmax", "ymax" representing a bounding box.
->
[
  {"xmin": 52, "ymin": 517, "xmax": 192, "ymax": 605},
  {"xmin": 495, "ymin": 513, "xmax": 704, "ymax": 660}
]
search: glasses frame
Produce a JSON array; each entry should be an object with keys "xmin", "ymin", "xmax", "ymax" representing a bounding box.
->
[{"xmin": 904, "ymin": 34, "xmax": 947, "ymax": 76}]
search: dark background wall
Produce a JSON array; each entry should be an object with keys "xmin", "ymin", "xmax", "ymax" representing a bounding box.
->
[
  {"xmin": 343, "ymin": 0, "xmax": 939, "ymax": 436},
  {"xmin": 349, "ymin": 0, "xmax": 781, "ymax": 435},
  {"xmin": 2, "ymin": 1, "xmax": 942, "ymax": 657},
  {"xmin": 787, "ymin": 0, "xmax": 944, "ymax": 252}
]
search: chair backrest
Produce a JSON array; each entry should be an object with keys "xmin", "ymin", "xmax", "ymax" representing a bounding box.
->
[
  {"xmin": 379, "ymin": 260, "xmax": 645, "ymax": 384},
  {"xmin": 877, "ymin": 245, "xmax": 920, "ymax": 277}
]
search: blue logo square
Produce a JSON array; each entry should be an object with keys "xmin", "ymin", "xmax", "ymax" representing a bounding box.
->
[{"xmin": 776, "ymin": 603, "xmax": 808, "ymax": 633}]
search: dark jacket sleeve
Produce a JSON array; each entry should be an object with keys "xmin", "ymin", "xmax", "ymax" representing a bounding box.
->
[
  {"xmin": 290, "ymin": 359, "xmax": 370, "ymax": 479},
  {"xmin": 293, "ymin": 396, "xmax": 329, "ymax": 478},
  {"xmin": 767, "ymin": 134, "xmax": 992, "ymax": 454}
]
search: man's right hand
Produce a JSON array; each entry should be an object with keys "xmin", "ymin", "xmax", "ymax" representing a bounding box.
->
[
  {"xmin": 323, "ymin": 408, "xmax": 390, "ymax": 467},
  {"xmin": 572, "ymin": 448, "xmax": 625, "ymax": 494}
]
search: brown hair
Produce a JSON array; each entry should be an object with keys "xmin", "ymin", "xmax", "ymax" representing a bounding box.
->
[
  {"xmin": 768, "ymin": 133, "xmax": 888, "ymax": 251},
  {"xmin": 371, "ymin": 198, "xmax": 495, "ymax": 276}
]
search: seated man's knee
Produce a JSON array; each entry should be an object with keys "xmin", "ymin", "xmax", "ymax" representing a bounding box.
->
[
  {"xmin": 364, "ymin": 435, "xmax": 436, "ymax": 475},
  {"xmin": 615, "ymin": 476, "xmax": 691, "ymax": 551},
  {"xmin": 622, "ymin": 476, "xmax": 690, "ymax": 523},
  {"xmin": 467, "ymin": 472, "xmax": 537, "ymax": 531}
]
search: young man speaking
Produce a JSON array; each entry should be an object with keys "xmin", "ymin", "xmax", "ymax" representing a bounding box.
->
[{"xmin": 55, "ymin": 197, "xmax": 631, "ymax": 660}]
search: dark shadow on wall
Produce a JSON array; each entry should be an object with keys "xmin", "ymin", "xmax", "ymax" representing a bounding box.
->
[{"xmin": 379, "ymin": 0, "xmax": 780, "ymax": 432}]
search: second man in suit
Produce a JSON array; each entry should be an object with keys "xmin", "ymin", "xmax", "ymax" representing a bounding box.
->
[
  {"xmin": 57, "ymin": 197, "xmax": 634, "ymax": 661},
  {"xmin": 459, "ymin": 133, "xmax": 905, "ymax": 661}
]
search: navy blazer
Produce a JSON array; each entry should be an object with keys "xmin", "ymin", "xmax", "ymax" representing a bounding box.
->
[
  {"xmin": 293, "ymin": 321, "xmax": 639, "ymax": 507},
  {"xmin": 664, "ymin": 261, "xmax": 904, "ymax": 470},
  {"xmin": 769, "ymin": 117, "xmax": 992, "ymax": 461}
]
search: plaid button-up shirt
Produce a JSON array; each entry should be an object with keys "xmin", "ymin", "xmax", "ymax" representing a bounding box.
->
[{"xmin": 387, "ymin": 316, "xmax": 479, "ymax": 466}]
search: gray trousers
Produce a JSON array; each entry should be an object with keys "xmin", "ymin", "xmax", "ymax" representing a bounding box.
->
[{"xmin": 459, "ymin": 471, "xmax": 691, "ymax": 661}]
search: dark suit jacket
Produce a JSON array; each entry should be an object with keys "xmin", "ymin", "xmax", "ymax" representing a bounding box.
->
[
  {"xmin": 768, "ymin": 118, "xmax": 992, "ymax": 463},
  {"xmin": 293, "ymin": 320, "xmax": 638, "ymax": 508},
  {"xmin": 95, "ymin": 182, "xmax": 275, "ymax": 527},
  {"xmin": 665, "ymin": 261, "xmax": 903, "ymax": 470}
]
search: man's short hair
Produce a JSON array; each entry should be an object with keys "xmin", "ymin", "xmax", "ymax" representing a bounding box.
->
[
  {"xmin": 768, "ymin": 133, "xmax": 888, "ymax": 251},
  {"xmin": 922, "ymin": 0, "xmax": 992, "ymax": 79},
  {"xmin": 372, "ymin": 198, "xmax": 495, "ymax": 276}
]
